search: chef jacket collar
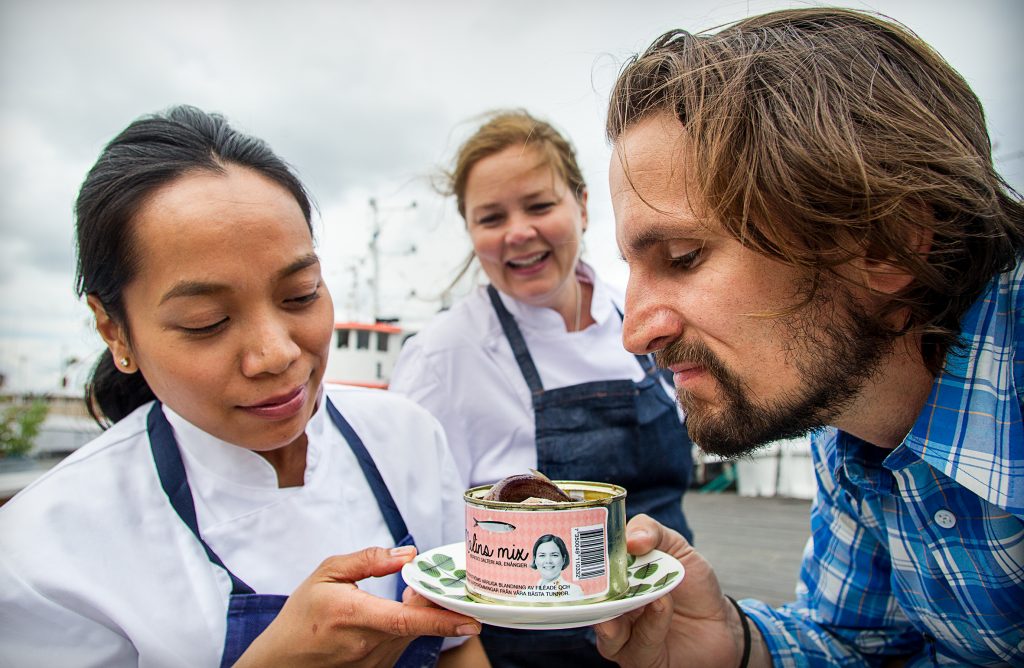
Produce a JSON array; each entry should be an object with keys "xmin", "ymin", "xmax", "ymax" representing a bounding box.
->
[
  {"xmin": 160, "ymin": 386, "xmax": 327, "ymax": 492},
  {"xmin": 496, "ymin": 261, "xmax": 616, "ymax": 333}
]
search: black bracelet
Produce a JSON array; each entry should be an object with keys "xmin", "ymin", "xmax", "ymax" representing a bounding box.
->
[{"xmin": 726, "ymin": 595, "xmax": 751, "ymax": 668}]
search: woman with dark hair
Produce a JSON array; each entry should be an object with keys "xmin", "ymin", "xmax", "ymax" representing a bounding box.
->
[
  {"xmin": 0, "ymin": 105, "xmax": 486, "ymax": 668},
  {"xmin": 522, "ymin": 535, "xmax": 583, "ymax": 600}
]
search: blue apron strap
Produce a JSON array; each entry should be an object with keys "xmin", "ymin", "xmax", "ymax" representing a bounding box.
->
[
  {"xmin": 147, "ymin": 402, "xmax": 255, "ymax": 596},
  {"xmin": 326, "ymin": 397, "xmax": 420, "ymax": 604},
  {"xmin": 150, "ymin": 399, "xmax": 440, "ymax": 667},
  {"xmin": 635, "ymin": 351, "xmax": 662, "ymax": 377},
  {"xmin": 219, "ymin": 595, "xmax": 289, "ymax": 668},
  {"xmin": 487, "ymin": 284, "xmax": 544, "ymax": 394},
  {"xmin": 325, "ymin": 397, "xmax": 409, "ymax": 546}
]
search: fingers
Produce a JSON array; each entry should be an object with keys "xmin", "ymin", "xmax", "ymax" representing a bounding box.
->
[
  {"xmin": 594, "ymin": 616, "xmax": 630, "ymax": 658},
  {"xmin": 594, "ymin": 603, "xmax": 651, "ymax": 658},
  {"xmin": 631, "ymin": 595, "xmax": 675, "ymax": 651},
  {"xmin": 358, "ymin": 596, "xmax": 481, "ymax": 638},
  {"xmin": 307, "ymin": 548, "xmax": 482, "ymax": 638},
  {"xmin": 402, "ymin": 588, "xmax": 432, "ymax": 607},
  {"xmin": 402, "ymin": 587, "xmax": 481, "ymax": 637},
  {"xmin": 316, "ymin": 546, "xmax": 419, "ymax": 583},
  {"xmin": 595, "ymin": 595, "xmax": 674, "ymax": 666}
]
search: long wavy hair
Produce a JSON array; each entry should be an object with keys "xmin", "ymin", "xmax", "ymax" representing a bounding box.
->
[{"xmin": 607, "ymin": 8, "xmax": 1023, "ymax": 373}]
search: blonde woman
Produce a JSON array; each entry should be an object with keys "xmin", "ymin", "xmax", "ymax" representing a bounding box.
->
[{"xmin": 390, "ymin": 109, "xmax": 695, "ymax": 668}]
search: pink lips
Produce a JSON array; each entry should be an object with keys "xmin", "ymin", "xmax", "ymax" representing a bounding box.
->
[
  {"xmin": 239, "ymin": 385, "xmax": 307, "ymax": 420},
  {"xmin": 505, "ymin": 251, "xmax": 550, "ymax": 276},
  {"xmin": 668, "ymin": 363, "xmax": 704, "ymax": 389}
]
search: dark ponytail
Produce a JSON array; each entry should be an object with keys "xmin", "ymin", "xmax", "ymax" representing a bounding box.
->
[{"xmin": 75, "ymin": 105, "xmax": 313, "ymax": 426}]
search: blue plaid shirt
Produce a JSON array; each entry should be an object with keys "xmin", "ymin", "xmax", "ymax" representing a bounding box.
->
[{"xmin": 743, "ymin": 259, "xmax": 1024, "ymax": 667}]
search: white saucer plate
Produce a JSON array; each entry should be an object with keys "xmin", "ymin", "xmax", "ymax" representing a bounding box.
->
[{"xmin": 401, "ymin": 542, "xmax": 684, "ymax": 630}]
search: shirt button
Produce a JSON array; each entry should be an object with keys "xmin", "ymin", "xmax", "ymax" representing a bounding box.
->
[{"xmin": 933, "ymin": 509, "xmax": 957, "ymax": 529}]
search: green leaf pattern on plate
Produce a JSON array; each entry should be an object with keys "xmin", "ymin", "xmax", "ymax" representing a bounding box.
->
[
  {"xmin": 623, "ymin": 558, "xmax": 679, "ymax": 599},
  {"xmin": 431, "ymin": 554, "xmax": 455, "ymax": 571},
  {"xmin": 413, "ymin": 551, "xmax": 679, "ymax": 603},
  {"xmin": 419, "ymin": 581, "xmax": 445, "ymax": 595},
  {"xmin": 624, "ymin": 583, "xmax": 652, "ymax": 597},
  {"xmin": 417, "ymin": 561, "xmax": 441, "ymax": 577},
  {"xmin": 413, "ymin": 552, "xmax": 473, "ymax": 602}
]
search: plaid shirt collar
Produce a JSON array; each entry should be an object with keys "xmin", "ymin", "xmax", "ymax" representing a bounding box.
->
[{"xmin": 842, "ymin": 260, "xmax": 1024, "ymax": 517}]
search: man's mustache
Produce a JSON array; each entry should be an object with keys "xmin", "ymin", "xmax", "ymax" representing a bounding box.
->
[{"xmin": 654, "ymin": 338, "xmax": 730, "ymax": 382}]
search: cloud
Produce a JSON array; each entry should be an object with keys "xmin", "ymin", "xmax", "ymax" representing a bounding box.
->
[{"xmin": 0, "ymin": 0, "xmax": 1020, "ymax": 391}]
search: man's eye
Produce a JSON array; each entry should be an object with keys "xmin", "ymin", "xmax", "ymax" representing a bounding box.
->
[{"xmin": 669, "ymin": 248, "xmax": 702, "ymax": 270}]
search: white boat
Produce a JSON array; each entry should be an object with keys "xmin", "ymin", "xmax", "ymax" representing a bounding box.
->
[{"xmin": 324, "ymin": 320, "xmax": 417, "ymax": 389}]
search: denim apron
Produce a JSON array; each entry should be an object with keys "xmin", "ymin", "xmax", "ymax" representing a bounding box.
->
[
  {"xmin": 481, "ymin": 286, "xmax": 694, "ymax": 668},
  {"xmin": 147, "ymin": 399, "xmax": 444, "ymax": 668}
]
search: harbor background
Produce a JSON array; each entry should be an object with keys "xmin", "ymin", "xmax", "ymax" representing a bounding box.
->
[
  {"xmin": 0, "ymin": 2, "xmax": 1009, "ymax": 598},
  {"xmin": 1, "ymin": 0, "xmax": 1020, "ymax": 397},
  {"xmin": 688, "ymin": 492, "xmax": 811, "ymax": 606}
]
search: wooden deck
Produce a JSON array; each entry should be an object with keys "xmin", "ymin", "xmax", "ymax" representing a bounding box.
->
[{"xmin": 683, "ymin": 491, "xmax": 812, "ymax": 607}]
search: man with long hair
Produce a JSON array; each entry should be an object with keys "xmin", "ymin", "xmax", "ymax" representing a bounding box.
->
[{"xmin": 599, "ymin": 8, "xmax": 1023, "ymax": 667}]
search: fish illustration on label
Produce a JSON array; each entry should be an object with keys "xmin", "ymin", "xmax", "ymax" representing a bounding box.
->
[{"xmin": 473, "ymin": 518, "xmax": 517, "ymax": 533}]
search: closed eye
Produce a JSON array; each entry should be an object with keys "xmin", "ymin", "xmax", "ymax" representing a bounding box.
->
[
  {"xmin": 669, "ymin": 246, "xmax": 704, "ymax": 271},
  {"xmin": 286, "ymin": 284, "xmax": 322, "ymax": 306},
  {"xmin": 180, "ymin": 318, "xmax": 228, "ymax": 336},
  {"xmin": 477, "ymin": 212, "xmax": 504, "ymax": 226}
]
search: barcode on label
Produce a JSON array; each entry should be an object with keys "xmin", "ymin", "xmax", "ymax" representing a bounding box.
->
[{"xmin": 572, "ymin": 524, "xmax": 606, "ymax": 580}]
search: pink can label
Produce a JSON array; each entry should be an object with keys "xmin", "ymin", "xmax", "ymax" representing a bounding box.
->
[{"xmin": 465, "ymin": 505, "xmax": 609, "ymax": 601}]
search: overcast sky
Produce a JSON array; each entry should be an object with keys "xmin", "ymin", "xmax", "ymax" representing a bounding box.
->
[{"xmin": 1, "ymin": 0, "xmax": 1021, "ymax": 393}]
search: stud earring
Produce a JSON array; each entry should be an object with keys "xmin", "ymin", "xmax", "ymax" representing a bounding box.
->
[{"xmin": 120, "ymin": 357, "xmax": 130, "ymax": 368}]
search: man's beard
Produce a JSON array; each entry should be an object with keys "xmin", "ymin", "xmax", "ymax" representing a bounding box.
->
[{"xmin": 655, "ymin": 286, "xmax": 895, "ymax": 458}]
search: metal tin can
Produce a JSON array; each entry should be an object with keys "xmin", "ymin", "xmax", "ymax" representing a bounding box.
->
[{"xmin": 464, "ymin": 481, "xmax": 627, "ymax": 605}]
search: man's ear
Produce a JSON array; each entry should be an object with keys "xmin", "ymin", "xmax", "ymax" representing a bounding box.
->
[
  {"xmin": 86, "ymin": 295, "xmax": 134, "ymax": 374},
  {"xmin": 852, "ymin": 217, "xmax": 934, "ymax": 297}
]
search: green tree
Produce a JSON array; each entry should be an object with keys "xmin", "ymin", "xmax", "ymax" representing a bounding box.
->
[{"xmin": 0, "ymin": 400, "xmax": 50, "ymax": 458}]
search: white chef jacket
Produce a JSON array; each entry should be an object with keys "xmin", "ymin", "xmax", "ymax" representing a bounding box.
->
[
  {"xmin": 0, "ymin": 385, "xmax": 466, "ymax": 667},
  {"xmin": 389, "ymin": 263, "xmax": 680, "ymax": 490}
]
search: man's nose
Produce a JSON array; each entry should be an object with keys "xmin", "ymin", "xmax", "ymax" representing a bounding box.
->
[{"xmin": 622, "ymin": 271, "xmax": 685, "ymax": 355}]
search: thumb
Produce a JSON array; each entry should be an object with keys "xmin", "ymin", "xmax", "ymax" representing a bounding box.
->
[
  {"xmin": 316, "ymin": 546, "xmax": 418, "ymax": 584},
  {"xmin": 625, "ymin": 514, "xmax": 690, "ymax": 561}
]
